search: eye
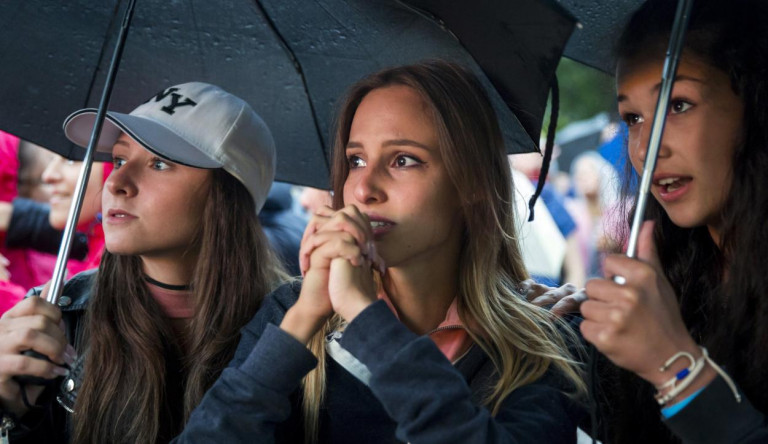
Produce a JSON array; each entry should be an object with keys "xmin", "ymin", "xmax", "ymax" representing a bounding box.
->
[
  {"xmin": 113, "ymin": 157, "xmax": 126, "ymax": 169},
  {"xmin": 394, "ymin": 154, "xmax": 423, "ymax": 168},
  {"xmin": 669, "ymin": 100, "xmax": 693, "ymax": 115},
  {"xmin": 347, "ymin": 155, "xmax": 366, "ymax": 168},
  {"xmin": 152, "ymin": 159, "xmax": 171, "ymax": 171},
  {"xmin": 622, "ymin": 113, "xmax": 643, "ymax": 128}
]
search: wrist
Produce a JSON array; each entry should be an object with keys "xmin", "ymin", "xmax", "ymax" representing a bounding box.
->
[
  {"xmin": 280, "ymin": 304, "xmax": 327, "ymax": 345},
  {"xmin": 335, "ymin": 290, "xmax": 375, "ymax": 323}
]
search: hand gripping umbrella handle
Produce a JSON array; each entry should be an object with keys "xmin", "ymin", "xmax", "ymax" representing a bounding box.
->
[
  {"xmin": 15, "ymin": 0, "xmax": 137, "ymax": 388},
  {"xmin": 613, "ymin": 0, "xmax": 693, "ymax": 284}
]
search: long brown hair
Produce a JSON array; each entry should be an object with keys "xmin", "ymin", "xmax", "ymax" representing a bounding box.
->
[
  {"xmin": 72, "ymin": 169, "xmax": 286, "ymax": 443},
  {"xmin": 301, "ymin": 60, "xmax": 585, "ymax": 441}
]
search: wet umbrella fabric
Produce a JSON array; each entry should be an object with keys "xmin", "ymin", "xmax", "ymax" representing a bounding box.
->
[
  {"xmin": 557, "ymin": 0, "xmax": 647, "ymax": 73},
  {"xmin": 0, "ymin": 0, "xmax": 575, "ymax": 189}
]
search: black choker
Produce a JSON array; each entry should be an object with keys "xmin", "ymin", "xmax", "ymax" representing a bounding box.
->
[{"xmin": 144, "ymin": 276, "xmax": 191, "ymax": 291}]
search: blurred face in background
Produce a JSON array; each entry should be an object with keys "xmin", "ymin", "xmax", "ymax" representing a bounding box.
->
[
  {"xmin": 17, "ymin": 141, "xmax": 55, "ymax": 202},
  {"xmin": 42, "ymin": 155, "xmax": 104, "ymax": 229}
]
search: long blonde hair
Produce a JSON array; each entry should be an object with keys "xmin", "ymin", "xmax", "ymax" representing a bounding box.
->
[{"xmin": 302, "ymin": 60, "xmax": 585, "ymax": 442}]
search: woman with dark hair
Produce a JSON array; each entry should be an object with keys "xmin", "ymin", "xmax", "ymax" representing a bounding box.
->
[
  {"xmin": 579, "ymin": 0, "xmax": 768, "ymax": 442},
  {"xmin": 0, "ymin": 82, "xmax": 286, "ymax": 443},
  {"xmin": 174, "ymin": 60, "xmax": 586, "ymax": 444}
]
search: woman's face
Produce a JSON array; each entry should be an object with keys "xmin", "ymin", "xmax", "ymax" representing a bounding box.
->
[
  {"xmin": 102, "ymin": 134, "xmax": 212, "ymax": 260},
  {"xmin": 42, "ymin": 155, "xmax": 104, "ymax": 229},
  {"xmin": 342, "ymin": 85, "xmax": 464, "ymax": 268},
  {"xmin": 617, "ymin": 54, "xmax": 744, "ymax": 232}
]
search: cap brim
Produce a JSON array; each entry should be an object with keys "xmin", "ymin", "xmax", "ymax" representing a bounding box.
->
[{"xmin": 63, "ymin": 109, "xmax": 223, "ymax": 169}]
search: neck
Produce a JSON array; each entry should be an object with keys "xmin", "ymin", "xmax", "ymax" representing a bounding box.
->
[
  {"xmin": 382, "ymin": 252, "xmax": 460, "ymax": 335},
  {"xmin": 140, "ymin": 253, "xmax": 198, "ymax": 287},
  {"xmin": 707, "ymin": 224, "xmax": 723, "ymax": 250}
]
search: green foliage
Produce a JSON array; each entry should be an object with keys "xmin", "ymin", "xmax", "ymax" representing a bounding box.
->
[{"xmin": 542, "ymin": 58, "xmax": 616, "ymax": 134}]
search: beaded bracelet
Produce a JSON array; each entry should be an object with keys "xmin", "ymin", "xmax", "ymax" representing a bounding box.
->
[{"xmin": 654, "ymin": 347, "xmax": 742, "ymax": 406}]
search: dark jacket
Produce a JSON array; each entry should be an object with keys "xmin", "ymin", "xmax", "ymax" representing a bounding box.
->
[
  {"xmin": 258, "ymin": 183, "xmax": 304, "ymax": 277},
  {"xmin": 174, "ymin": 281, "xmax": 586, "ymax": 444},
  {"xmin": 663, "ymin": 375, "xmax": 768, "ymax": 443}
]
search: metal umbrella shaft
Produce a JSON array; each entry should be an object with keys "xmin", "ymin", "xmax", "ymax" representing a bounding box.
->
[
  {"xmin": 45, "ymin": 0, "xmax": 137, "ymax": 304},
  {"xmin": 624, "ymin": 0, "xmax": 693, "ymax": 259}
]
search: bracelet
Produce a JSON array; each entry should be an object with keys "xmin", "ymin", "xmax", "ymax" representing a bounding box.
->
[
  {"xmin": 654, "ymin": 347, "xmax": 742, "ymax": 406},
  {"xmin": 655, "ymin": 351, "xmax": 696, "ymax": 393},
  {"xmin": 655, "ymin": 351, "xmax": 707, "ymax": 405}
]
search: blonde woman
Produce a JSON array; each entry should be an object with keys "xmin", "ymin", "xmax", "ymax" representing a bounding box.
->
[{"xmin": 176, "ymin": 61, "xmax": 586, "ymax": 443}]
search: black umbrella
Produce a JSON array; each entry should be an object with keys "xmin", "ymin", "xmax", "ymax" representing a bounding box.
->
[
  {"xmin": 557, "ymin": 0, "xmax": 646, "ymax": 73},
  {"xmin": 0, "ymin": 0, "xmax": 576, "ymax": 189}
]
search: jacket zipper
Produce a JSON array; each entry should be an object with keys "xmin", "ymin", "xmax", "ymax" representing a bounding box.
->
[{"xmin": 1, "ymin": 414, "xmax": 14, "ymax": 444}]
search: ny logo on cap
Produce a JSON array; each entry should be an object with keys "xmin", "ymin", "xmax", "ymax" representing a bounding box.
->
[{"xmin": 147, "ymin": 87, "xmax": 198, "ymax": 115}]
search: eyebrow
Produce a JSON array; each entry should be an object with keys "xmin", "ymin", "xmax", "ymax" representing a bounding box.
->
[
  {"xmin": 346, "ymin": 139, "xmax": 432, "ymax": 151},
  {"xmin": 617, "ymin": 75, "xmax": 705, "ymax": 103}
]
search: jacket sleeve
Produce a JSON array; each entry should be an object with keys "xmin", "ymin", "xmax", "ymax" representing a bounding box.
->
[
  {"xmin": 5, "ymin": 198, "xmax": 88, "ymax": 260},
  {"xmin": 172, "ymin": 283, "xmax": 316, "ymax": 444},
  {"xmin": 340, "ymin": 300, "xmax": 584, "ymax": 444},
  {"xmin": 664, "ymin": 375, "xmax": 768, "ymax": 443}
]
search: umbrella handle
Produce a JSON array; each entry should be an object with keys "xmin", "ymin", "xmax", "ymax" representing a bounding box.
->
[{"xmin": 12, "ymin": 0, "xmax": 138, "ymax": 388}]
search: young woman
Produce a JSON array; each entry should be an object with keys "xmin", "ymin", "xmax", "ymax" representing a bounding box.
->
[
  {"xmin": 579, "ymin": 0, "xmax": 768, "ymax": 442},
  {"xmin": 175, "ymin": 61, "xmax": 586, "ymax": 443},
  {"xmin": 0, "ymin": 81, "xmax": 286, "ymax": 443}
]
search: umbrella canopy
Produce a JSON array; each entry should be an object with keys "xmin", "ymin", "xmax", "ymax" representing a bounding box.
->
[
  {"xmin": 0, "ymin": 0, "xmax": 575, "ymax": 188},
  {"xmin": 557, "ymin": 0, "xmax": 646, "ymax": 73}
]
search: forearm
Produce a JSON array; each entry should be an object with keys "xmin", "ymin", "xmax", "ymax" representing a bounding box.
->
[{"xmin": 173, "ymin": 324, "xmax": 317, "ymax": 443}]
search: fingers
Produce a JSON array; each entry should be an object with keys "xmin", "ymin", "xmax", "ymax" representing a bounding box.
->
[
  {"xmin": 0, "ymin": 354, "xmax": 69, "ymax": 382},
  {"xmin": 550, "ymin": 290, "xmax": 588, "ymax": 317},
  {"xmin": 0, "ymin": 317, "xmax": 71, "ymax": 365},
  {"xmin": 300, "ymin": 205, "xmax": 382, "ymax": 276},
  {"xmin": 520, "ymin": 279, "xmax": 552, "ymax": 301},
  {"xmin": 1, "ymin": 296, "xmax": 62, "ymax": 325},
  {"xmin": 306, "ymin": 231, "xmax": 367, "ymax": 269}
]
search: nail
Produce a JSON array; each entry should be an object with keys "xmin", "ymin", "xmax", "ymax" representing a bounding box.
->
[{"xmin": 53, "ymin": 366, "xmax": 69, "ymax": 377}]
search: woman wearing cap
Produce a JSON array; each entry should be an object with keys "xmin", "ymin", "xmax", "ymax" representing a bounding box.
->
[
  {"xmin": 175, "ymin": 61, "xmax": 586, "ymax": 443},
  {"xmin": 0, "ymin": 82, "xmax": 286, "ymax": 443}
]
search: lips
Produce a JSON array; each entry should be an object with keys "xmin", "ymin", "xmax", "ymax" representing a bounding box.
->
[
  {"xmin": 105, "ymin": 208, "xmax": 137, "ymax": 224},
  {"xmin": 367, "ymin": 214, "xmax": 396, "ymax": 237},
  {"xmin": 653, "ymin": 175, "xmax": 692, "ymax": 202}
]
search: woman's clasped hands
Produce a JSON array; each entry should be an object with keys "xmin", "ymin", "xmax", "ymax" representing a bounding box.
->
[{"xmin": 281, "ymin": 205, "xmax": 385, "ymax": 344}]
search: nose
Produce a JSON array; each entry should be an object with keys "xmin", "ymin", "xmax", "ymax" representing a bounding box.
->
[
  {"xmin": 351, "ymin": 163, "xmax": 387, "ymax": 205},
  {"xmin": 105, "ymin": 162, "xmax": 138, "ymax": 197},
  {"xmin": 629, "ymin": 118, "xmax": 671, "ymax": 172},
  {"xmin": 41, "ymin": 157, "xmax": 63, "ymax": 184}
]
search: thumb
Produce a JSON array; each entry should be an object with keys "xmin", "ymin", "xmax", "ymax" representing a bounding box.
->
[{"xmin": 636, "ymin": 220, "xmax": 661, "ymax": 269}]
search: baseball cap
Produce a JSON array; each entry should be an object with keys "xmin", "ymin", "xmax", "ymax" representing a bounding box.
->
[{"xmin": 62, "ymin": 82, "xmax": 276, "ymax": 211}]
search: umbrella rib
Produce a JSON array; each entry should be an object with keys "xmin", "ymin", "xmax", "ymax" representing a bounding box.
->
[
  {"xmin": 187, "ymin": 0, "xmax": 210, "ymax": 80},
  {"xmin": 78, "ymin": 1, "xmax": 123, "ymax": 158},
  {"xmin": 253, "ymin": 0, "xmax": 331, "ymax": 176}
]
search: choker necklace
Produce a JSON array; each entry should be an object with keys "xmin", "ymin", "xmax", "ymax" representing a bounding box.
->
[{"xmin": 144, "ymin": 275, "xmax": 191, "ymax": 291}]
